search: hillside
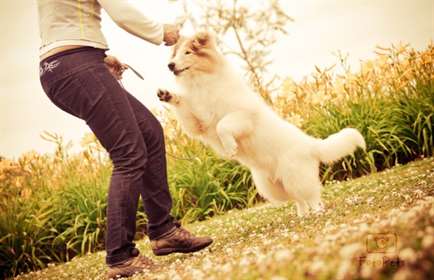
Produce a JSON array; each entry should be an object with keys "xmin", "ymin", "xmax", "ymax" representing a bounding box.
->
[{"xmin": 15, "ymin": 158, "xmax": 434, "ymax": 280}]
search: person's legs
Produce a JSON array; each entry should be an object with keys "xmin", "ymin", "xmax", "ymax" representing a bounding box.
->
[
  {"xmin": 76, "ymin": 64, "xmax": 152, "ymax": 265},
  {"xmin": 123, "ymin": 91, "xmax": 175, "ymax": 239},
  {"xmin": 39, "ymin": 48, "xmax": 172, "ymax": 266},
  {"xmin": 89, "ymin": 84, "xmax": 145, "ymax": 265}
]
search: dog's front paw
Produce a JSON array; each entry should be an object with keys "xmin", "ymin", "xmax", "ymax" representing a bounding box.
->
[{"xmin": 157, "ymin": 89, "xmax": 173, "ymax": 102}]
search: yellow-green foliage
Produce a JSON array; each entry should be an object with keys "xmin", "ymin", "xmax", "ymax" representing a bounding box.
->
[
  {"xmin": 273, "ymin": 44, "xmax": 433, "ymax": 126},
  {"xmin": 163, "ymin": 120, "xmax": 258, "ymax": 223},
  {"xmin": 274, "ymin": 44, "xmax": 433, "ymax": 180},
  {"xmin": 0, "ymin": 133, "xmax": 111, "ymax": 277}
]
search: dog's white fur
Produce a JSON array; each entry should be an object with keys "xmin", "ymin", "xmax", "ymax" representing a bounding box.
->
[{"xmin": 159, "ymin": 32, "xmax": 366, "ymax": 216}]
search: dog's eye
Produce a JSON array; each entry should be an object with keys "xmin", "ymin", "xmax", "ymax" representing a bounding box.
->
[{"xmin": 185, "ymin": 51, "xmax": 191, "ymax": 55}]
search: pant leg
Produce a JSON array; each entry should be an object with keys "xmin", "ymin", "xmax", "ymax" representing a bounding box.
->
[
  {"xmin": 123, "ymin": 90, "xmax": 175, "ymax": 240},
  {"xmin": 85, "ymin": 72, "xmax": 146, "ymax": 266}
]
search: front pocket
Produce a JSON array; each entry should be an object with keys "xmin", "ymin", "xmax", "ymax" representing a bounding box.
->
[{"xmin": 49, "ymin": 66, "xmax": 106, "ymax": 119}]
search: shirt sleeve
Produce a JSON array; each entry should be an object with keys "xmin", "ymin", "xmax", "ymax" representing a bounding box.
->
[{"xmin": 97, "ymin": 0, "xmax": 164, "ymax": 45}]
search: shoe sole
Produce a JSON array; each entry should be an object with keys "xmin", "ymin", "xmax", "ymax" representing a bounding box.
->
[{"xmin": 152, "ymin": 240, "xmax": 213, "ymax": 256}]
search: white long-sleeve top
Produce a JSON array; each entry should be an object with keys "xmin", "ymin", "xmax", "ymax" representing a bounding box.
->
[{"xmin": 37, "ymin": 0, "xmax": 164, "ymax": 56}]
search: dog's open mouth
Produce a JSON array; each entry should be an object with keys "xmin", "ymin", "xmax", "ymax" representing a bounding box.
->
[{"xmin": 173, "ymin": 66, "xmax": 190, "ymax": 76}]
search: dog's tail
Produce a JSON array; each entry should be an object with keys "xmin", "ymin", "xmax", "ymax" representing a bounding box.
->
[{"xmin": 314, "ymin": 128, "xmax": 366, "ymax": 163}]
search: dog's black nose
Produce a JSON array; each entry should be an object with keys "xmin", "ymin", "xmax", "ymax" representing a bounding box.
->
[{"xmin": 168, "ymin": 62, "xmax": 176, "ymax": 71}]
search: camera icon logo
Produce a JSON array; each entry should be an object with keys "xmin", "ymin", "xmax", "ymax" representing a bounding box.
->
[{"xmin": 366, "ymin": 233, "xmax": 397, "ymax": 254}]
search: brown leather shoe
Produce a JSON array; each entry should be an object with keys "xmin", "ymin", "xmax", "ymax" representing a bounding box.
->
[
  {"xmin": 106, "ymin": 255, "xmax": 155, "ymax": 279},
  {"xmin": 151, "ymin": 225, "xmax": 213, "ymax": 256}
]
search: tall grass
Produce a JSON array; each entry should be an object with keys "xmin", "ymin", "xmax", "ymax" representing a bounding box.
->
[
  {"xmin": 273, "ymin": 43, "xmax": 433, "ymax": 180},
  {"xmin": 304, "ymin": 86, "xmax": 433, "ymax": 181},
  {"xmin": 165, "ymin": 125, "xmax": 258, "ymax": 222},
  {"xmin": 0, "ymin": 44, "xmax": 432, "ymax": 278},
  {"xmin": 0, "ymin": 134, "xmax": 111, "ymax": 277},
  {"xmin": 0, "ymin": 132, "xmax": 258, "ymax": 278}
]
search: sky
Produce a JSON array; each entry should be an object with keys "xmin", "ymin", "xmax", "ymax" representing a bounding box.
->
[{"xmin": 0, "ymin": 0, "xmax": 433, "ymax": 159}]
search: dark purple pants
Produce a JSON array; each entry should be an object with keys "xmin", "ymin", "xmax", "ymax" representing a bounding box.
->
[{"xmin": 39, "ymin": 47, "xmax": 175, "ymax": 265}]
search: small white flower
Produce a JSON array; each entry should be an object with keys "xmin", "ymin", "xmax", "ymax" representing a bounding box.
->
[
  {"xmin": 399, "ymin": 247, "xmax": 417, "ymax": 263},
  {"xmin": 335, "ymin": 260, "xmax": 353, "ymax": 280},
  {"xmin": 309, "ymin": 259, "xmax": 325, "ymax": 274},
  {"xmin": 270, "ymin": 276, "xmax": 287, "ymax": 280},
  {"xmin": 274, "ymin": 249, "xmax": 293, "ymax": 262},
  {"xmin": 190, "ymin": 268, "xmax": 205, "ymax": 279},
  {"xmin": 291, "ymin": 233, "xmax": 300, "ymax": 241},
  {"xmin": 221, "ymin": 263, "xmax": 232, "ymax": 273},
  {"xmin": 201, "ymin": 257, "xmax": 213, "ymax": 271},
  {"xmin": 239, "ymin": 257, "xmax": 250, "ymax": 266},
  {"xmin": 339, "ymin": 243, "xmax": 363, "ymax": 259}
]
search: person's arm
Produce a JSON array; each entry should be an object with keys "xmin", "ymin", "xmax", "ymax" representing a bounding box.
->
[{"xmin": 97, "ymin": 0, "xmax": 175, "ymax": 45}]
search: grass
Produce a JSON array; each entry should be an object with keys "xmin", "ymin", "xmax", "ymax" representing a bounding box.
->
[
  {"xmin": 280, "ymin": 43, "xmax": 434, "ymax": 181},
  {"xmin": 14, "ymin": 157, "xmax": 434, "ymax": 280},
  {"xmin": 0, "ymin": 141, "xmax": 111, "ymax": 277},
  {"xmin": 165, "ymin": 134, "xmax": 258, "ymax": 223}
]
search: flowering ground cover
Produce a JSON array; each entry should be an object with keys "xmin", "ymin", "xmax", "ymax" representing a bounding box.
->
[{"xmin": 15, "ymin": 158, "xmax": 434, "ymax": 280}]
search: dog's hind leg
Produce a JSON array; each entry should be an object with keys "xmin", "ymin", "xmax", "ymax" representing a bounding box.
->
[
  {"xmin": 250, "ymin": 169, "xmax": 290, "ymax": 203},
  {"xmin": 295, "ymin": 201, "xmax": 310, "ymax": 217},
  {"xmin": 216, "ymin": 111, "xmax": 254, "ymax": 158},
  {"xmin": 277, "ymin": 158, "xmax": 324, "ymax": 216}
]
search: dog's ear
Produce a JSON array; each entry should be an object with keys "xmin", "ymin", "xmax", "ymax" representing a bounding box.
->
[
  {"xmin": 196, "ymin": 31, "xmax": 211, "ymax": 45},
  {"xmin": 192, "ymin": 31, "xmax": 216, "ymax": 50}
]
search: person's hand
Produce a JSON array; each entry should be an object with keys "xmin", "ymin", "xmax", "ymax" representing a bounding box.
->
[
  {"xmin": 163, "ymin": 24, "xmax": 180, "ymax": 46},
  {"xmin": 104, "ymin": 55, "xmax": 128, "ymax": 80}
]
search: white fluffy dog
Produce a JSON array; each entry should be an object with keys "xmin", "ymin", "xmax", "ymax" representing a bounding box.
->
[{"xmin": 157, "ymin": 32, "xmax": 366, "ymax": 216}]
